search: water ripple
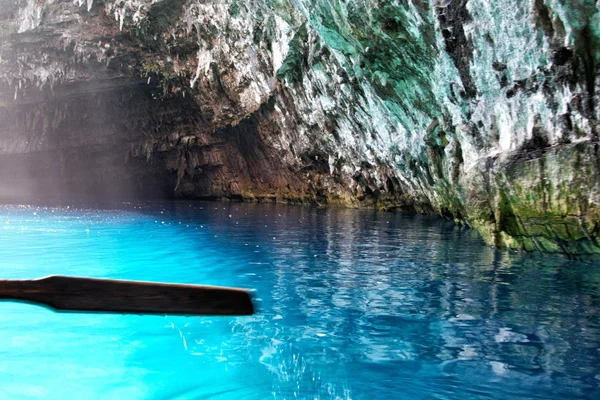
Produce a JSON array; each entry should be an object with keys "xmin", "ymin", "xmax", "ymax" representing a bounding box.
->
[{"xmin": 0, "ymin": 202, "xmax": 599, "ymax": 399}]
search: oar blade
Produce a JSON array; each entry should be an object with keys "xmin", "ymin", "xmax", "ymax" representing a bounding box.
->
[{"xmin": 25, "ymin": 276, "xmax": 254, "ymax": 316}]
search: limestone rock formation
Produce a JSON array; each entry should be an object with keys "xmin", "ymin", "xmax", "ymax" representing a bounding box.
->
[{"xmin": 1, "ymin": 0, "xmax": 599, "ymax": 255}]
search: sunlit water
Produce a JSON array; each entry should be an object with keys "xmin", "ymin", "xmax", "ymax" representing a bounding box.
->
[{"xmin": 0, "ymin": 202, "xmax": 599, "ymax": 399}]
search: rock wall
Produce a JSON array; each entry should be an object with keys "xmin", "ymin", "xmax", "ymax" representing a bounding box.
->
[{"xmin": 1, "ymin": 0, "xmax": 599, "ymax": 255}]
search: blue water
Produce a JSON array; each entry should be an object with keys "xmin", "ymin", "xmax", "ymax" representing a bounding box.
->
[{"xmin": 0, "ymin": 202, "xmax": 599, "ymax": 399}]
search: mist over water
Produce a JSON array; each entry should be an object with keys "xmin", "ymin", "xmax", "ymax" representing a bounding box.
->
[
  {"xmin": 0, "ymin": 201, "xmax": 599, "ymax": 399},
  {"xmin": 0, "ymin": 154, "xmax": 169, "ymax": 204}
]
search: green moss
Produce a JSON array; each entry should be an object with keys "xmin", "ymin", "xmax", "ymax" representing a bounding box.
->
[
  {"xmin": 497, "ymin": 232, "xmax": 520, "ymax": 250},
  {"xmin": 535, "ymin": 236, "xmax": 561, "ymax": 253},
  {"xmin": 476, "ymin": 142, "xmax": 600, "ymax": 255},
  {"xmin": 520, "ymin": 237, "xmax": 537, "ymax": 252},
  {"xmin": 496, "ymin": 189, "xmax": 524, "ymax": 239},
  {"xmin": 553, "ymin": 217, "xmax": 587, "ymax": 241},
  {"xmin": 578, "ymin": 240, "xmax": 600, "ymax": 255},
  {"xmin": 525, "ymin": 222, "xmax": 549, "ymax": 237},
  {"xmin": 470, "ymin": 218, "xmax": 497, "ymax": 246},
  {"xmin": 143, "ymin": 62, "xmax": 178, "ymax": 80},
  {"xmin": 142, "ymin": 61, "xmax": 188, "ymax": 98}
]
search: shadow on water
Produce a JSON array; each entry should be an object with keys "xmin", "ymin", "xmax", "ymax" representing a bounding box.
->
[{"xmin": 0, "ymin": 201, "xmax": 599, "ymax": 399}]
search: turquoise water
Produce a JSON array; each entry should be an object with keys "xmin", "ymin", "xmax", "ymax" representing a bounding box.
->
[{"xmin": 0, "ymin": 202, "xmax": 599, "ymax": 399}]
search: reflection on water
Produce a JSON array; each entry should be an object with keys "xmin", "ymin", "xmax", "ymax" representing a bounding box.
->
[{"xmin": 0, "ymin": 202, "xmax": 599, "ymax": 399}]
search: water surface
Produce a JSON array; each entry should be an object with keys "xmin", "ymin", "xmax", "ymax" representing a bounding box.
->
[{"xmin": 0, "ymin": 202, "xmax": 599, "ymax": 399}]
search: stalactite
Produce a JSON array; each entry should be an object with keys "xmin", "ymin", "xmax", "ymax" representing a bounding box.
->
[{"xmin": 0, "ymin": 0, "xmax": 598, "ymax": 253}]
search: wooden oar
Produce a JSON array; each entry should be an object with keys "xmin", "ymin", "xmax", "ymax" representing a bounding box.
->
[{"xmin": 0, "ymin": 275, "xmax": 254, "ymax": 316}]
